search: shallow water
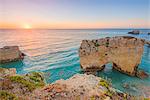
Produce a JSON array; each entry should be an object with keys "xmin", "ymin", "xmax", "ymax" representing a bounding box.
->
[{"xmin": 0, "ymin": 29, "xmax": 150, "ymax": 96}]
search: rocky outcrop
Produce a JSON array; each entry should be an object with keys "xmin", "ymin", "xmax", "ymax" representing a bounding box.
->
[
  {"xmin": 0, "ymin": 68, "xmax": 45, "ymax": 99},
  {"xmin": 0, "ymin": 68, "xmax": 16, "ymax": 78},
  {"xmin": 79, "ymin": 36, "xmax": 145, "ymax": 76},
  {"xmin": 0, "ymin": 68, "xmax": 147, "ymax": 99},
  {"xmin": 128, "ymin": 30, "xmax": 140, "ymax": 35},
  {"xmin": 0, "ymin": 46, "xmax": 25, "ymax": 63},
  {"xmin": 34, "ymin": 74, "xmax": 134, "ymax": 100}
]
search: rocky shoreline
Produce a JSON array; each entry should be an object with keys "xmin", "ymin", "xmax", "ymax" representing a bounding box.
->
[
  {"xmin": 0, "ymin": 68, "xmax": 148, "ymax": 100},
  {"xmin": 0, "ymin": 36, "xmax": 150, "ymax": 100}
]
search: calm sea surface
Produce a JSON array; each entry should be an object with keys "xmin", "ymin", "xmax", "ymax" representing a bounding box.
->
[{"xmin": 0, "ymin": 29, "xmax": 150, "ymax": 96}]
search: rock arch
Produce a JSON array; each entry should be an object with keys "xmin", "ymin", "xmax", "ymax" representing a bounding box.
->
[{"xmin": 79, "ymin": 36, "xmax": 146, "ymax": 76}]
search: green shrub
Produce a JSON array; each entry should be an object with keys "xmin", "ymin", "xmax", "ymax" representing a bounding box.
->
[
  {"xmin": 95, "ymin": 43, "xmax": 100, "ymax": 47},
  {"xmin": 90, "ymin": 96, "xmax": 95, "ymax": 100},
  {"xmin": 144, "ymin": 98, "xmax": 149, "ymax": 100},
  {"xmin": 9, "ymin": 74, "xmax": 45, "ymax": 91},
  {"xmin": 9, "ymin": 75, "xmax": 36, "ymax": 91},
  {"xmin": 0, "ymin": 91, "xmax": 18, "ymax": 100},
  {"xmin": 28, "ymin": 72, "xmax": 45, "ymax": 87},
  {"xmin": 98, "ymin": 79, "xmax": 110, "ymax": 89},
  {"xmin": 105, "ymin": 90, "xmax": 113, "ymax": 97},
  {"xmin": 105, "ymin": 42, "xmax": 109, "ymax": 47},
  {"xmin": 28, "ymin": 72, "xmax": 44, "ymax": 82}
]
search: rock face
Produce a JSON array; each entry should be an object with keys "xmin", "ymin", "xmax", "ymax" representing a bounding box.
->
[
  {"xmin": 35, "ymin": 74, "xmax": 133, "ymax": 100},
  {"xmin": 79, "ymin": 36, "xmax": 145, "ymax": 76},
  {"xmin": 0, "ymin": 46, "xmax": 25, "ymax": 63},
  {"xmin": 0, "ymin": 68, "xmax": 146, "ymax": 99}
]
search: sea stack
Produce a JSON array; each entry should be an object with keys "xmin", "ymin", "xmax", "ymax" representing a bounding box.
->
[
  {"xmin": 0, "ymin": 46, "xmax": 25, "ymax": 63},
  {"xmin": 128, "ymin": 30, "xmax": 140, "ymax": 35},
  {"xmin": 79, "ymin": 36, "xmax": 145, "ymax": 76}
]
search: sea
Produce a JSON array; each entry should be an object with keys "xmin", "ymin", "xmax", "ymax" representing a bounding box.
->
[{"xmin": 0, "ymin": 29, "xmax": 150, "ymax": 97}]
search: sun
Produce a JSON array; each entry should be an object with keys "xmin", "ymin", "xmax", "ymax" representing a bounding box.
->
[{"xmin": 23, "ymin": 24, "xmax": 32, "ymax": 29}]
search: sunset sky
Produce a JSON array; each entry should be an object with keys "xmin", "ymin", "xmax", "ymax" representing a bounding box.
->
[{"xmin": 0, "ymin": 0, "xmax": 150, "ymax": 29}]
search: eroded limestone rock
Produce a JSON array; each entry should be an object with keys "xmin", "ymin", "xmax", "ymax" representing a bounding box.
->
[
  {"xmin": 33, "ymin": 74, "xmax": 133, "ymax": 100},
  {"xmin": 79, "ymin": 36, "xmax": 146, "ymax": 76},
  {"xmin": 0, "ymin": 68, "xmax": 146, "ymax": 99},
  {"xmin": 0, "ymin": 46, "xmax": 25, "ymax": 63},
  {"xmin": 0, "ymin": 68, "xmax": 16, "ymax": 78}
]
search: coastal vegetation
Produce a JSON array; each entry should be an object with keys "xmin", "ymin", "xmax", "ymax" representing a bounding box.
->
[
  {"xmin": 0, "ymin": 91, "xmax": 18, "ymax": 100},
  {"xmin": 9, "ymin": 74, "xmax": 45, "ymax": 92},
  {"xmin": 1, "ymin": 68, "xmax": 149, "ymax": 99}
]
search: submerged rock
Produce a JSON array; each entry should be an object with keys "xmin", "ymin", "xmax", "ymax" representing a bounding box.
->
[
  {"xmin": 0, "ymin": 46, "xmax": 25, "ymax": 63},
  {"xmin": 136, "ymin": 70, "xmax": 149, "ymax": 79},
  {"xmin": 79, "ymin": 36, "xmax": 146, "ymax": 76},
  {"xmin": 122, "ymin": 83, "xmax": 130, "ymax": 89},
  {"xmin": 148, "ymin": 33, "xmax": 150, "ymax": 35}
]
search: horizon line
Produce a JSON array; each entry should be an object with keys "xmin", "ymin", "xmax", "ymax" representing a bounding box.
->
[{"xmin": 0, "ymin": 28, "xmax": 150, "ymax": 30}]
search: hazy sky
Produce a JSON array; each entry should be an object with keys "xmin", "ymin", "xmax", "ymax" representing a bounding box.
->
[{"xmin": 0, "ymin": 0, "xmax": 150, "ymax": 29}]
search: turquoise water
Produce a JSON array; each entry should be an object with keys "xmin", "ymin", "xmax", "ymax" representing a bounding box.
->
[{"xmin": 0, "ymin": 29, "xmax": 150, "ymax": 96}]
